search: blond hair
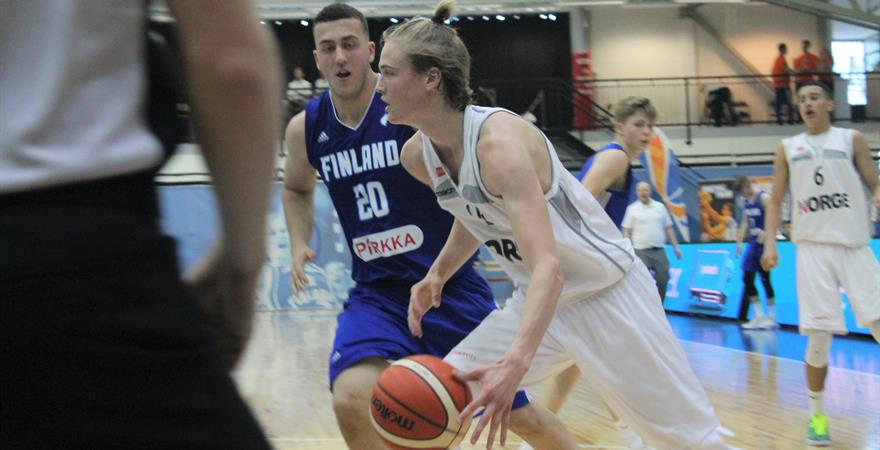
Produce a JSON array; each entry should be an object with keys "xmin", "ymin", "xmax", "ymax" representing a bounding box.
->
[
  {"xmin": 381, "ymin": 0, "xmax": 472, "ymax": 110},
  {"xmin": 612, "ymin": 96, "xmax": 657, "ymax": 124}
]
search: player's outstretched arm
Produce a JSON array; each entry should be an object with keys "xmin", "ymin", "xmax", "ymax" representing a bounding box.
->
[
  {"xmin": 456, "ymin": 115, "xmax": 563, "ymax": 449},
  {"xmin": 762, "ymin": 143, "xmax": 788, "ymax": 271},
  {"xmin": 282, "ymin": 112, "xmax": 318, "ymax": 291},
  {"xmin": 581, "ymin": 149, "xmax": 630, "ymax": 198},
  {"xmin": 169, "ymin": 0, "xmax": 281, "ymax": 370},
  {"xmin": 852, "ymin": 130, "xmax": 880, "ymax": 211}
]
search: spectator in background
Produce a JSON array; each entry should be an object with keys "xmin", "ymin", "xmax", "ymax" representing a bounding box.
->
[
  {"xmin": 772, "ymin": 43, "xmax": 795, "ymax": 125},
  {"xmin": 622, "ymin": 182, "xmax": 682, "ymax": 302},
  {"xmin": 818, "ymin": 48, "xmax": 835, "ymax": 95},
  {"xmin": 314, "ymin": 73, "xmax": 329, "ymax": 96},
  {"xmin": 706, "ymin": 85, "xmax": 738, "ymax": 127},
  {"xmin": 286, "ymin": 66, "xmax": 313, "ymax": 112},
  {"xmin": 794, "ymin": 40, "xmax": 820, "ymax": 92}
]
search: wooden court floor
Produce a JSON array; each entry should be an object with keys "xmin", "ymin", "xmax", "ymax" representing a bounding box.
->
[{"xmin": 235, "ymin": 310, "xmax": 880, "ymax": 450}]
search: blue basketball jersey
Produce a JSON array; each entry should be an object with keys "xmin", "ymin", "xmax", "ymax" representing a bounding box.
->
[
  {"xmin": 743, "ymin": 190, "xmax": 766, "ymax": 245},
  {"xmin": 304, "ymin": 91, "xmax": 479, "ymax": 283},
  {"xmin": 575, "ymin": 142, "xmax": 633, "ymax": 228}
]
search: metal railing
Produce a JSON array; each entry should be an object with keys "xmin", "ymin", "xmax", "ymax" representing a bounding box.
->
[{"xmin": 479, "ymin": 72, "xmax": 880, "ymax": 140}]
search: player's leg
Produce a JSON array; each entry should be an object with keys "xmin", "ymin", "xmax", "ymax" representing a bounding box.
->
[
  {"xmin": 327, "ymin": 286, "xmax": 419, "ymax": 450},
  {"xmin": 537, "ymin": 364, "xmax": 580, "ymax": 413},
  {"xmin": 740, "ymin": 270, "xmax": 764, "ymax": 329},
  {"xmin": 757, "ymin": 265, "xmax": 778, "ymax": 327},
  {"xmin": 443, "ymin": 290, "xmax": 579, "ymax": 450},
  {"xmin": 653, "ymin": 249, "xmax": 671, "ymax": 301},
  {"xmin": 558, "ymin": 263, "xmax": 730, "ymax": 449},
  {"xmin": 796, "ymin": 243, "xmax": 848, "ymax": 446},
  {"xmin": 331, "ymin": 359, "xmax": 390, "ymax": 450},
  {"xmin": 834, "ymin": 245, "xmax": 880, "ymax": 343},
  {"xmin": 635, "ymin": 248, "xmax": 663, "ymax": 301}
]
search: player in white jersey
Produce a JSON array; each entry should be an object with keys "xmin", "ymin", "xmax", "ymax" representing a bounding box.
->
[
  {"xmin": 761, "ymin": 81, "xmax": 880, "ymax": 447},
  {"xmin": 376, "ymin": 2, "xmax": 734, "ymax": 449}
]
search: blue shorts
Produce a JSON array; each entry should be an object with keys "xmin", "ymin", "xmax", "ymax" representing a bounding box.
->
[
  {"xmin": 329, "ymin": 273, "xmax": 531, "ymax": 409},
  {"xmin": 741, "ymin": 243, "xmax": 764, "ymax": 273}
]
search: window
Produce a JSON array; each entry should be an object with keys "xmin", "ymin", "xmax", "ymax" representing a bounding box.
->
[{"xmin": 831, "ymin": 40, "xmax": 867, "ymax": 105}]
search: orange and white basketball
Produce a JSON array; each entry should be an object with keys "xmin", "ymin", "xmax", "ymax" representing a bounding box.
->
[{"xmin": 369, "ymin": 355, "xmax": 472, "ymax": 450}]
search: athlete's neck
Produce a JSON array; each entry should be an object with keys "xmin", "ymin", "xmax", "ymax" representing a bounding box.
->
[
  {"xmin": 805, "ymin": 121, "xmax": 830, "ymax": 135},
  {"xmin": 614, "ymin": 139, "xmax": 640, "ymax": 160},
  {"xmin": 416, "ymin": 106, "xmax": 464, "ymax": 153},
  {"xmin": 330, "ymin": 73, "xmax": 378, "ymax": 127}
]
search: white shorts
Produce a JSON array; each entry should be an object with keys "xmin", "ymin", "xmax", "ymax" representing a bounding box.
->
[
  {"xmin": 444, "ymin": 262, "xmax": 728, "ymax": 450},
  {"xmin": 796, "ymin": 242, "xmax": 880, "ymax": 334}
]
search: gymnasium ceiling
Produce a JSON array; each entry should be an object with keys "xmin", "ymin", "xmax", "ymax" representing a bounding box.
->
[{"xmin": 150, "ymin": 0, "xmax": 878, "ymax": 29}]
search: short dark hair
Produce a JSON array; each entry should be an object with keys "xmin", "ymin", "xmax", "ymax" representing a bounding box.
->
[
  {"xmin": 732, "ymin": 176, "xmax": 750, "ymax": 193},
  {"xmin": 797, "ymin": 80, "xmax": 831, "ymax": 98},
  {"xmin": 778, "ymin": 43, "xmax": 786, "ymax": 52},
  {"xmin": 314, "ymin": 3, "xmax": 369, "ymax": 36},
  {"xmin": 802, "ymin": 39, "xmax": 811, "ymax": 47}
]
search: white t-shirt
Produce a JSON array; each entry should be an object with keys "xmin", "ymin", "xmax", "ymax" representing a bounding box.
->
[
  {"xmin": 0, "ymin": 1, "xmax": 162, "ymax": 193},
  {"xmin": 622, "ymin": 199, "xmax": 673, "ymax": 249},
  {"xmin": 314, "ymin": 78, "xmax": 329, "ymax": 95},
  {"xmin": 286, "ymin": 79, "xmax": 313, "ymax": 103}
]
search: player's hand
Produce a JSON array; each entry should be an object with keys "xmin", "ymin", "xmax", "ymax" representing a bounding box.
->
[
  {"xmin": 760, "ymin": 245, "xmax": 778, "ymax": 271},
  {"xmin": 674, "ymin": 246, "xmax": 682, "ymax": 260},
  {"xmin": 736, "ymin": 243, "xmax": 743, "ymax": 258},
  {"xmin": 185, "ymin": 244, "xmax": 261, "ymax": 371},
  {"xmin": 454, "ymin": 354, "xmax": 528, "ymax": 450},
  {"xmin": 408, "ymin": 273, "xmax": 444, "ymax": 338},
  {"xmin": 291, "ymin": 247, "xmax": 316, "ymax": 292}
]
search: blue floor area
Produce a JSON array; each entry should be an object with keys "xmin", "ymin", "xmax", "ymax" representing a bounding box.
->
[{"xmin": 666, "ymin": 313, "xmax": 880, "ymax": 375}]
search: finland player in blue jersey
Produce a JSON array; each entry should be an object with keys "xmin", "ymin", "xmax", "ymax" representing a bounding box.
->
[
  {"xmin": 281, "ymin": 4, "xmax": 576, "ymax": 449},
  {"xmin": 733, "ymin": 176, "xmax": 778, "ymax": 330},
  {"xmin": 523, "ymin": 97, "xmax": 660, "ymax": 450}
]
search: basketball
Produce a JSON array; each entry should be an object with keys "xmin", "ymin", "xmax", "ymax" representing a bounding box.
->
[{"xmin": 369, "ymin": 355, "xmax": 473, "ymax": 450}]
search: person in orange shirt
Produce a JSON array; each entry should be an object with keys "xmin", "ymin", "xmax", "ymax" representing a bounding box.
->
[
  {"xmin": 794, "ymin": 39, "xmax": 820, "ymax": 91},
  {"xmin": 772, "ymin": 43, "xmax": 795, "ymax": 125}
]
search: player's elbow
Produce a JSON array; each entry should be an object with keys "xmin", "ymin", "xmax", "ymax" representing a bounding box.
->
[{"xmin": 537, "ymin": 257, "xmax": 564, "ymax": 293}]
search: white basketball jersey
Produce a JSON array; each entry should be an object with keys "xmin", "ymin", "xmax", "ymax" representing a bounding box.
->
[
  {"xmin": 421, "ymin": 106, "xmax": 636, "ymax": 305},
  {"xmin": 783, "ymin": 127, "xmax": 871, "ymax": 247}
]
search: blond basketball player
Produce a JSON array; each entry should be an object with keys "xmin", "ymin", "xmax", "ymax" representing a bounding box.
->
[
  {"xmin": 761, "ymin": 81, "xmax": 880, "ymax": 447},
  {"xmin": 377, "ymin": 2, "xmax": 734, "ymax": 449}
]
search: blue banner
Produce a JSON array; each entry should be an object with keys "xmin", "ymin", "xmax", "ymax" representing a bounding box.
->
[
  {"xmin": 158, "ymin": 183, "xmax": 876, "ymax": 335},
  {"xmin": 663, "ymin": 241, "xmax": 878, "ymax": 335}
]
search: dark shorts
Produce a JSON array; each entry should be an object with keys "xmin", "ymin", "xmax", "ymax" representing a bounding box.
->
[
  {"xmin": 330, "ymin": 275, "xmax": 531, "ymax": 409},
  {"xmin": 741, "ymin": 243, "xmax": 764, "ymax": 273},
  {"xmin": 1, "ymin": 171, "xmax": 269, "ymax": 450}
]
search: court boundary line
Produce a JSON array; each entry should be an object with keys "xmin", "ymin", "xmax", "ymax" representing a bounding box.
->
[
  {"xmin": 677, "ymin": 338, "xmax": 880, "ymax": 378},
  {"xmin": 267, "ymin": 437, "xmax": 626, "ymax": 448}
]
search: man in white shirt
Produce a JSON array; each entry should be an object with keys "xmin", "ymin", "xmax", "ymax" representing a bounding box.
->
[
  {"xmin": 622, "ymin": 181, "xmax": 682, "ymax": 301},
  {"xmin": 286, "ymin": 66, "xmax": 313, "ymax": 111}
]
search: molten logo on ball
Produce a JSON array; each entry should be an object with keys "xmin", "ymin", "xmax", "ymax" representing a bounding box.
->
[
  {"xmin": 372, "ymin": 397, "xmax": 415, "ymax": 431},
  {"xmin": 369, "ymin": 355, "xmax": 473, "ymax": 449}
]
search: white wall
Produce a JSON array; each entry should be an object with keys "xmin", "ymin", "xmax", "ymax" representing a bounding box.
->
[{"xmin": 586, "ymin": 4, "xmax": 822, "ymax": 123}]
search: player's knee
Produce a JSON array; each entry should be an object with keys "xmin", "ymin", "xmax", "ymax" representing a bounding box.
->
[
  {"xmin": 332, "ymin": 387, "xmax": 370, "ymax": 428},
  {"xmin": 805, "ymin": 331, "xmax": 832, "ymax": 368}
]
